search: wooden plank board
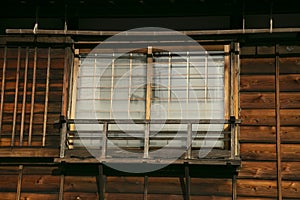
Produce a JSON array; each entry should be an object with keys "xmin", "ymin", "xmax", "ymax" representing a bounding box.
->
[
  {"xmin": 279, "ymin": 57, "xmax": 300, "ymax": 74},
  {"xmin": 282, "ymin": 162, "xmax": 300, "ymax": 180},
  {"xmin": 240, "ymin": 109, "xmax": 275, "ymax": 126},
  {"xmin": 241, "ymin": 58, "xmax": 275, "ymax": 75},
  {"xmin": 106, "ymin": 176, "xmax": 144, "ymax": 194},
  {"xmin": 0, "ymin": 192, "xmax": 16, "ymax": 200},
  {"xmin": 20, "ymin": 193, "xmax": 59, "ymax": 200},
  {"xmin": 238, "ymin": 161, "xmax": 277, "ymax": 179},
  {"xmin": 0, "ymin": 175, "xmax": 18, "ymax": 191},
  {"xmin": 240, "ymin": 75, "xmax": 275, "ymax": 92},
  {"xmin": 237, "ymin": 179, "xmax": 277, "ymax": 198},
  {"xmin": 21, "ymin": 175, "xmax": 60, "ymax": 192},
  {"xmin": 240, "ymin": 144, "xmax": 276, "ymax": 161},
  {"xmin": 240, "ymin": 109, "xmax": 300, "ymax": 126},
  {"xmin": 239, "ymin": 126, "xmax": 276, "ymax": 143},
  {"xmin": 282, "ymin": 181, "xmax": 300, "ymax": 198},
  {"xmin": 0, "ymin": 148, "xmax": 59, "ymax": 157},
  {"xmin": 64, "ymin": 176, "xmax": 98, "ymax": 193}
]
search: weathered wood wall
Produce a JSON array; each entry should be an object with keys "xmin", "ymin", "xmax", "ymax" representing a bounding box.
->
[
  {"xmin": 238, "ymin": 45, "xmax": 300, "ymax": 199},
  {"xmin": 0, "ymin": 44, "xmax": 70, "ymax": 157},
  {"xmin": 0, "ymin": 42, "xmax": 300, "ymax": 200}
]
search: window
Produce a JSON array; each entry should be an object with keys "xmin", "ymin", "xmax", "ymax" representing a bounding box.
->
[{"xmin": 70, "ymin": 44, "xmax": 232, "ymax": 153}]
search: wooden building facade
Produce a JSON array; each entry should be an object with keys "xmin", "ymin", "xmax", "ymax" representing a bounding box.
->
[{"xmin": 1, "ymin": 0, "xmax": 300, "ymax": 200}]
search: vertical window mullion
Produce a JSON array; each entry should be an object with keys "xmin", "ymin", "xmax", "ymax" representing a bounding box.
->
[{"xmin": 110, "ymin": 53, "xmax": 115, "ymax": 119}]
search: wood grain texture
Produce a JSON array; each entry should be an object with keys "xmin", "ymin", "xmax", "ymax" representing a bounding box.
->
[
  {"xmin": 237, "ymin": 179, "xmax": 277, "ymax": 198},
  {"xmin": 238, "ymin": 161, "xmax": 277, "ymax": 179}
]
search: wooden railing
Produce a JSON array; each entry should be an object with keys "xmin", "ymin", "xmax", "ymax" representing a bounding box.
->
[{"xmin": 57, "ymin": 117, "xmax": 240, "ymax": 164}]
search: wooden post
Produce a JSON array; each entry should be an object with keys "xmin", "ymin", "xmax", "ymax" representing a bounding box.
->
[
  {"xmin": 97, "ymin": 164, "xmax": 106, "ymax": 200},
  {"xmin": 101, "ymin": 122, "xmax": 108, "ymax": 159},
  {"xmin": 275, "ymin": 45, "xmax": 282, "ymax": 200},
  {"xmin": 12, "ymin": 47, "xmax": 21, "ymax": 146},
  {"xmin": 232, "ymin": 173, "xmax": 237, "ymax": 200},
  {"xmin": 59, "ymin": 174, "xmax": 65, "ymax": 200},
  {"xmin": 144, "ymin": 176, "xmax": 148, "ymax": 200},
  {"xmin": 186, "ymin": 123, "xmax": 192, "ymax": 159},
  {"xmin": 16, "ymin": 165, "xmax": 23, "ymax": 200},
  {"xmin": 0, "ymin": 47, "xmax": 7, "ymax": 139},
  {"xmin": 233, "ymin": 43, "xmax": 240, "ymax": 157},
  {"xmin": 224, "ymin": 45, "xmax": 231, "ymax": 151},
  {"xmin": 20, "ymin": 47, "xmax": 29, "ymax": 146},
  {"xmin": 185, "ymin": 164, "xmax": 190, "ymax": 200},
  {"xmin": 146, "ymin": 46, "xmax": 153, "ymax": 120},
  {"xmin": 60, "ymin": 120, "xmax": 67, "ymax": 158},
  {"xmin": 143, "ymin": 122, "xmax": 150, "ymax": 159},
  {"xmin": 61, "ymin": 47, "xmax": 70, "ymax": 117}
]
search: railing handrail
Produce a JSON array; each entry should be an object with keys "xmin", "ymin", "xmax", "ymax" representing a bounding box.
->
[{"xmin": 66, "ymin": 118, "xmax": 241, "ymax": 125}]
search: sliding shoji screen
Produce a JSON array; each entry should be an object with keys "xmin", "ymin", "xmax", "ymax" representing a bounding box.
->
[{"xmin": 74, "ymin": 47, "xmax": 227, "ymax": 149}]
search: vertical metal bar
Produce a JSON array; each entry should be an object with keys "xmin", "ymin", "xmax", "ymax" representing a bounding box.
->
[
  {"xmin": 0, "ymin": 47, "xmax": 7, "ymax": 139},
  {"xmin": 28, "ymin": 47, "xmax": 37, "ymax": 145},
  {"xmin": 60, "ymin": 121, "xmax": 67, "ymax": 158},
  {"xmin": 128, "ymin": 53, "xmax": 133, "ymax": 118},
  {"xmin": 167, "ymin": 52, "xmax": 171, "ymax": 118},
  {"xmin": 186, "ymin": 123, "xmax": 192, "ymax": 159},
  {"xmin": 59, "ymin": 174, "xmax": 65, "ymax": 200},
  {"xmin": 143, "ymin": 122, "xmax": 150, "ymax": 159},
  {"xmin": 16, "ymin": 165, "xmax": 23, "ymax": 200},
  {"xmin": 143, "ymin": 176, "xmax": 148, "ymax": 200},
  {"xmin": 12, "ymin": 47, "xmax": 21, "ymax": 146},
  {"xmin": 146, "ymin": 46, "xmax": 153, "ymax": 120},
  {"xmin": 186, "ymin": 52, "xmax": 190, "ymax": 118},
  {"xmin": 97, "ymin": 164, "xmax": 106, "ymax": 200},
  {"xmin": 204, "ymin": 51, "xmax": 208, "ymax": 103},
  {"xmin": 20, "ymin": 48, "xmax": 29, "ymax": 146},
  {"xmin": 109, "ymin": 53, "xmax": 115, "ymax": 119},
  {"xmin": 275, "ymin": 45, "xmax": 282, "ymax": 200},
  {"xmin": 42, "ymin": 47, "xmax": 51, "ymax": 147},
  {"xmin": 101, "ymin": 122, "xmax": 108, "ymax": 159},
  {"xmin": 185, "ymin": 165, "xmax": 190, "ymax": 200}
]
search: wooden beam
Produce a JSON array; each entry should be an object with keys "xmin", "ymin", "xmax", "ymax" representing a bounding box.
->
[
  {"xmin": 11, "ymin": 47, "xmax": 21, "ymax": 147},
  {"xmin": 275, "ymin": 45, "xmax": 282, "ymax": 200},
  {"xmin": 6, "ymin": 27, "xmax": 300, "ymax": 36},
  {"xmin": 0, "ymin": 47, "xmax": 7, "ymax": 139}
]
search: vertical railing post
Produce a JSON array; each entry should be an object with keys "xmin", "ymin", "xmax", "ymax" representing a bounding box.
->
[
  {"xmin": 230, "ymin": 116, "xmax": 236, "ymax": 159},
  {"xmin": 59, "ymin": 117, "xmax": 67, "ymax": 158},
  {"xmin": 143, "ymin": 122, "xmax": 150, "ymax": 159},
  {"xmin": 186, "ymin": 123, "xmax": 192, "ymax": 159},
  {"xmin": 101, "ymin": 122, "xmax": 108, "ymax": 159}
]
